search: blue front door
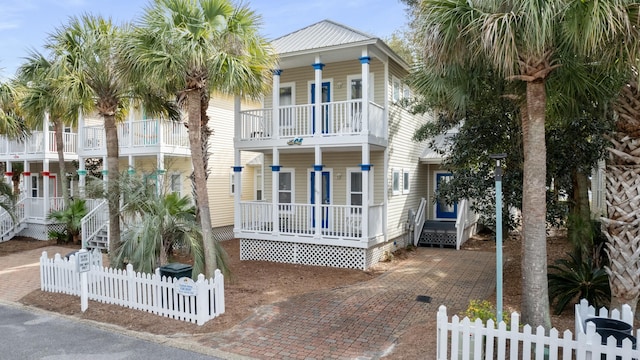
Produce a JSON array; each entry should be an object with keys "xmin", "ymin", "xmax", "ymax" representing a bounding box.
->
[
  {"xmin": 311, "ymin": 82, "xmax": 330, "ymax": 134},
  {"xmin": 310, "ymin": 171, "xmax": 330, "ymax": 228},
  {"xmin": 435, "ymin": 173, "xmax": 457, "ymax": 219}
]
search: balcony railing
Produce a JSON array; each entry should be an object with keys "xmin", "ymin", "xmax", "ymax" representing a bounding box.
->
[
  {"xmin": 81, "ymin": 119, "xmax": 189, "ymax": 152},
  {"xmin": 238, "ymin": 201, "xmax": 384, "ymax": 242},
  {"xmin": 0, "ymin": 131, "xmax": 78, "ymax": 156},
  {"xmin": 239, "ymin": 100, "xmax": 386, "ymax": 141}
]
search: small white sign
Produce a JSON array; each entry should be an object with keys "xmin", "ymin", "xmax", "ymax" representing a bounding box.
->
[
  {"xmin": 76, "ymin": 250, "xmax": 91, "ymax": 273},
  {"xmin": 175, "ymin": 277, "xmax": 197, "ymax": 296}
]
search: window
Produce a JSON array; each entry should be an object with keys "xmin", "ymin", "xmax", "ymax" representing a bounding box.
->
[
  {"xmin": 255, "ymin": 167, "xmax": 263, "ymax": 201},
  {"xmin": 170, "ymin": 173, "xmax": 181, "ymax": 197},
  {"xmin": 392, "ymin": 77, "xmax": 401, "ymax": 103},
  {"xmin": 279, "ymin": 83, "xmax": 295, "ymax": 130},
  {"xmin": 278, "ymin": 169, "xmax": 295, "ymax": 209},
  {"xmin": 230, "ymin": 172, "xmax": 235, "ymax": 195},
  {"xmin": 349, "ymin": 171, "xmax": 363, "ymax": 207},
  {"xmin": 392, "ymin": 169, "xmax": 400, "ymax": 195},
  {"xmin": 402, "ymin": 169, "xmax": 410, "ymax": 194}
]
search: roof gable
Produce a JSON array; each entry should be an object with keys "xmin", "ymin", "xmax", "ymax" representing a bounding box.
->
[{"xmin": 272, "ymin": 19, "xmax": 377, "ymax": 54}]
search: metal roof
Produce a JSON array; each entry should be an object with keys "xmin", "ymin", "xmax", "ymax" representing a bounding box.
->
[
  {"xmin": 272, "ymin": 19, "xmax": 377, "ymax": 55},
  {"xmin": 419, "ymin": 126, "xmax": 460, "ymax": 164}
]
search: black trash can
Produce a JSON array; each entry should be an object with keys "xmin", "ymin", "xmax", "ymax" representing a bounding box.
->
[
  {"xmin": 585, "ymin": 318, "xmax": 636, "ymax": 359},
  {"xmin": 159, "ymin": 263, "xmax": 193, "ymax": 280}
]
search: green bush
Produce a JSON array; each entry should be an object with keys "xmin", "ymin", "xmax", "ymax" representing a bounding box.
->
[{"xmin": 464, "ymin": 300, "xmax": 509, "ymax": 325}]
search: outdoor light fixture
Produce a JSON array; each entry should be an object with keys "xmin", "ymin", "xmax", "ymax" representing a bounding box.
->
[{"xmin": 490, "ymin": 153, "xmax": 507, "ymax": 322}]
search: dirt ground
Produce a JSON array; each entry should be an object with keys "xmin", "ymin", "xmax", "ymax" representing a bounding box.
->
[{"xmin": 2, "ymin": 233, "xmax": 576, "ymax": 357}]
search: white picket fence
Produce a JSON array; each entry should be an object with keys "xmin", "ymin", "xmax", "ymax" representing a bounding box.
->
[
  {"xmin": 39, "ymin": 251, "xmax": 225, "ymax": 326},
  {"xmin": 437, "ymin": 302, "xmax": 639, "ymax": 359}
]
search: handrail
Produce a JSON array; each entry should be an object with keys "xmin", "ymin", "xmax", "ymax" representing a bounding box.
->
[
  {"xmin": 80, "ymin": 199, "xmax": 109, "ymax": 249},
  {"xmin": 0, "ymin": 197, "xmax": 26, "ymax": 241},
  {"xmin": 455, "ymin": 199, "xmax": 468, "ymax": 250},
  {"xmin": 413, "ymin": 197, "xmax": 427, "ymax": 246}
]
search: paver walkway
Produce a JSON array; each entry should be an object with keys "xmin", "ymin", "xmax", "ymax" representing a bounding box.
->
[
  {"xmin": 0, "ymin": 245, "xmax": 496, "ymax": 360},
  {"xmin": 195, "ymin": 248, "xmax": 496, "ymax": 360}
]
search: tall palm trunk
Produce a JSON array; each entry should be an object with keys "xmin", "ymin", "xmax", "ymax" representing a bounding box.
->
[
  {"xmin": 52, "ymin": 118, "xmax": 69, "ymax": 204},
  {"xmin": 605, "ymin": 75, "xmax": 640, "ymax": 315},
  {"xmin": 521, "ymin": 79, "xmax": 552, "ymax": 330},
  {"xmin": 104, "ymin": 113, "xmax": 121, "ymax": 256},
  {"xmin": 187, "ymin": 88, "xmax": 217, "ymax": 278}
]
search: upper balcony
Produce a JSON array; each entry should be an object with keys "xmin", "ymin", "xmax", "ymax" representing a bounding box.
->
[
  {"xmin": 79, "ymin": 119, "xmax": 191, "ymax": 158},
  {"xmin": 237, "ymin": 100, "xmax": 387, "ymax": 149},
  {"xmin": 0, "ymin": 131, "xmax": 78, "ymax": 161}
]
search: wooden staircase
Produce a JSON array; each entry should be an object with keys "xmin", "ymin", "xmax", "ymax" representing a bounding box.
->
[
  {"xmin": 81, "ymin": 200, "xmax": 109, "ymax": 250},
  {"xmin": 0, "ymin": 198, "xmax": 27, "ymax": 242}
]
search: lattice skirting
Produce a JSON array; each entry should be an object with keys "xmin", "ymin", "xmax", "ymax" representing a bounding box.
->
[
  {"xmin": 421, "ymin": 230, "xmax": 456, "ymax": 247},
  {"xmin": 241, "ymin": 237, "xmax": 405, "ymax": 270},
  {"xmin": 212, "ymin": 225, "xmax": 235, "ymax": 242},
  {"xmin": 18, "ymin": 223, "xmax": 64, "ymax": 241}
]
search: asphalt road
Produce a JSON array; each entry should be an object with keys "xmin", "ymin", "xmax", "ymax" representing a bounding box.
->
[{"xmin": 0, "ymin": 303, "xmax": 224, "ymax": 360}]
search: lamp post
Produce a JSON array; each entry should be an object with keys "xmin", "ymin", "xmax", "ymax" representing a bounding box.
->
[{"xmin": 490, "ymin": 153, "xmax": 507, "ymax": 322}]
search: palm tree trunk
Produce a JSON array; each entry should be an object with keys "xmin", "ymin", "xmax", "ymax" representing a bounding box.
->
[
  {"xmin": 603, "ymin": 132, "xmax": 640, "ymax": 315},
  {"xmin": 187, "ymin": 89, "xmax": 217, "ymax": 278},
  {"xmin": 104, "ymin": 114, "xmax": 121, "ymax": 256},
  {"xmin": 53, "ymin": 118, "xmax": 69, "ymax": 205},
  {"xmin": 521, "ymin": 80, "xmax": 552, "ymax": 330}
]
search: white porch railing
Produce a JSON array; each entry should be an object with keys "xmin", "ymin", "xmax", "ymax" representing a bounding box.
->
[
  {"xmin": 81, "ymin": 119, "xmax": 189, "ymax": 152},
  {"xmin": 81, "ymin": 199, "xmax": 108, "ymax": 249},
  {"xmin": 40, "ymin": 251, "xmax": 224, "ymax": 326},
  {"xmin": 23, "ymin": 197, "xmax": 65, "ymax": 220},
  {"xmin": 0, "ymin": 197, "xmax": 26, "ymax": 242},
  {"xmin": 437, "ymin": 301, "xmax": 639, "ymax": 360},
  {"xmin": 0, "ymin": 131, "xmax": 78, "ymax": 155},
  {"xmin": 239, "ymin": 100, "xmax": 386, "ymax": 141},
  {"xmin": 239, "ymin": 201, "xmax": 382, "ymax": 241}
]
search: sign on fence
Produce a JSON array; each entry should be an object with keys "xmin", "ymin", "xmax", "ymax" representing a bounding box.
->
[
  {"xmin": 175, "ymin": 277, "xmax": 197, "ymax": 296},
  {"xmin": 76, "ymin": 250, "xmax": 90, "ymax": 273}
]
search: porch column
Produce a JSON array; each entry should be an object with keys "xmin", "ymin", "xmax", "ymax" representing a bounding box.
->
[
  {"xmin": 23, "ymin": 162, "xmax": 30, "ymax": 219},
  {"xmin": 361, "ymin": 144, "xmax": 370, "ymax": 241},
  {"xmin": 360, "ymin": 51, "xmax": 370, "ymax": 134},
  {"xmin": 233, "ymin": 149, "xmax": 242, "ymax": 233},
  {"xmin": 43, "ymin": 159, "xmax": 50, "ymax": 215},
  {"xmin": 272, "ymin": 69, "xmax": 282, "ymax": 139},
  {"xmin": 271, "ymin": 148, "xmax": 280, "ymax": 235},
  {"xmin": 78, "ymin": 108, "xmax": 84, "ymax": 153},
  {"xmin": 43, "ymin": 112, "xmax": 50, "ymax": 153},
  {"xmin": 4, "ymin": 162, "xmax": 12, "ymax": 186},
  {"xmin": 157, "ymin": 154, "xmax": 165, "ymax": 196},
  {"xmin": 234, "ymin": 95, "xmax": 241, "ymax": 141},
  {"xmin": 314, "ymin": 145, "xmax": 323, "ymax": 238},
  {"xmin": 313, "ymin": 57, "xmax": 324, "ymax": 136},
  {"xmin": 128, "ymin": 155, "xmax": 135, "ymax": 175},
  {"xmin": 77, "ymin": 158, "xmax": 86, "ymax": 197}
]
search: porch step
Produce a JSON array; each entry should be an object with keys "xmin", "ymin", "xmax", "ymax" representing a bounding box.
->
[
  {"xmin": 86, "ymin": 228, "xmax": 109, "ymax": 251},
  {"xmin": 418, "ymin": 221, "xmax": 456, "ymax": 248}
]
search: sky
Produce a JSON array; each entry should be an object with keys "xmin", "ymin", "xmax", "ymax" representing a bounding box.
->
[{"xmin": 0, "ymin": 0, "xmax": 409, "ymax": 80}]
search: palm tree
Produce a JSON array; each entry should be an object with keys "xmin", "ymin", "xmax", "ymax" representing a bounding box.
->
[
  {"xmin": 119, "ymin": 0, "xmax": 275, "ymax": 278},
  {"xmin": 16, "ymin": 51, "xmax": 77, "ymax": 204},
  {"xmin": 605, "ymin": 67, "xmax": 640, "ymax": 312},
  {"xmin": 413, "ymin": 0, "xmax": 640, "ymax": 328},
  {"xmin": 0, "ymin": 80, "xmax": 29, "ymax": 140},
  {"xmin": 46, "ymin": 15, "xmax": 179, "ymax": 257},
  {"xmin": 113, "ymin": 174, "xmax": 205, "ymax": 276}
]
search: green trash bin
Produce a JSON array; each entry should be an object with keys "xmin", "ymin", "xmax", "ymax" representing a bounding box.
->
[{"xmin": 159, "ymin": 263, "xmax": 193, "ymax": 279}]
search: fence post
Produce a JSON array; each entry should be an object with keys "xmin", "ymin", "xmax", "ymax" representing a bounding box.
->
[
  {"xmin": 126, "ymin": 264, "xmax": 135, "ymax": 308},
  {"xmin": 196, "ymin": 274, "xmax": 207, "ymax": 326},
  {"xmin": 154, "ymin": 268, "xmax": 161, "ymax": 315},
  {"xmin": 40, "ymin": 251, "xmax": 48, "ymax": 291},
  {"xmin": 436, "ymin": 305, "xmax": 448, "ymax": 360},
  {"xmin": 214, "ymin": 269, "xmax": 225, "ymax": 315}
]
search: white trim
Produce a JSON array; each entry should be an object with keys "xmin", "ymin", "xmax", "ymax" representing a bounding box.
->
[
  {"xmin": 279, "ymin": 82, "xmax": 296, "ymax": 105},
  {"xmin": 346, "ymin": 167, "xmax": 362, "ymax": 206},
  {"xmin": 307, "ymin": 78, "xmax": 334, "ymax": 104},
  {"xmin": 392, "ymin": 76, "xmax": 401, "ymax": 103},
  {"xmin": 229, "ymin": 171, "xmax": 235, "ymax": 196},
  {"xmin": 254, "ymin": 166, "xmax": 263, "ymax": 201},
  {"xmin": 433, "ymin": 170, "xmax": 457, "ymax": 220},
  {"xmin": 278, "ymin": 168, "xmax": 295, "ymax": 207},
  {"xmin": 307, "ymin": 168, "xmax": 333, "ymax": 205},
  {"xmin": 170, "ymin": 172, "xmax": 182, "ymax": 197}
]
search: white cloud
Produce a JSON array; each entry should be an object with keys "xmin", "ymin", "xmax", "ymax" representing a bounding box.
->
[{"xmin": 0, "ymin": 1, "xmax": 36, "ymax": 31}]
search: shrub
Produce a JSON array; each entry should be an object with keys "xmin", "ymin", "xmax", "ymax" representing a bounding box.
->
[{"xmin": 464, "ymin": 299, "xmax": 509, "ymax": 325}]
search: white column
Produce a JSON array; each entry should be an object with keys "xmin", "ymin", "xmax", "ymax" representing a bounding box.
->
[
  {"xmin": 233, "ymin": 150, "xmax": 242, "ymax": 233},
  {"xmin": 23, "ymin": 161, "xmax": 30, "ymax": 219},
  {"xmin": 43, "ymin": 112, "xmax": 50, "ymax": 153},
  {"xmin": 234, "ymin": 95, "xmax": 241, "ymax": 141},
  {"xmin": 314, "ymin": 145, "xmax": 322, "ymax": 238},
  {"xmin": 272, "ymin": 69, "xmax": 281, "ymax": 139},
  {"xmin": 4, "ymin": 162, "xmax": 12, "ymax": 185},
  {"xmin": 128, "ymin": 155, "xmax": 135, "ymax": 175},
  {"xmin": 271, "ymin": 148, "xmax": 280, "ymax": 235},
  {"xmin": 360, "ymin": 50, "xmax": 370, "ymax": 134},
  {"xmin": 361, "ymin": 144, "xmax": 371, "ymax": 241},
  {"xmin": 77, "ymin": 108, "xmax": 84, "ymax": 153},
  {"xmin": 78, "ymin": 158, "xmax": 86, "ymax": 197},
  {"xmin": 313, "ymin": 57, "xmax": 324, "ymax": 136},
  {"xmin": 43, "ymin": 159, "xmax": 50, "ymax": 214},
  {"xmin": 157, "ymin": 153, "xmax": 165, "ymax": 196}
]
